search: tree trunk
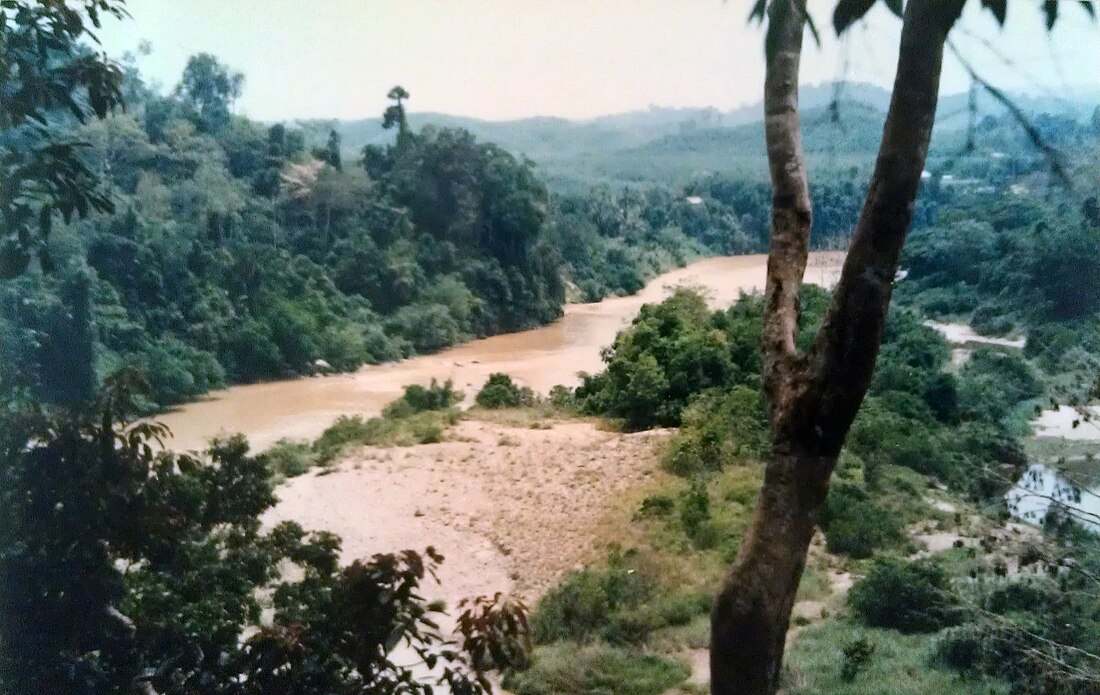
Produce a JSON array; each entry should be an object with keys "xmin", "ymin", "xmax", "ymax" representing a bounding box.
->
[{"xmin": 710, "ymin": 2, "xmax": 965, "ymax": 694}]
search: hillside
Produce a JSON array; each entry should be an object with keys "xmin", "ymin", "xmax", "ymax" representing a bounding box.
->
[{"xmin": 308, "ymin": 82, "xmax": 1100, "ymax": 190}]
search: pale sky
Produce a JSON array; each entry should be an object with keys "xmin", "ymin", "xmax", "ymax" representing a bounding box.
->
[{"xmin": 97, "ymin": 0, "xmax": 1100, "ymax": 122}]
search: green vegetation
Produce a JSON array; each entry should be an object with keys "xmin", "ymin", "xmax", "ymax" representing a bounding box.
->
[
  {"xmin": 476, "ymin": 373, "xmax": 535, "ymax": 409},
  {"xmin": 264, "ymin": 380, "xmax": 463, "ymax": 477},
  {"xmin": 786, "ymin": 620, "xmax": 1011, "ymax": 695},
  {"xmin": 503, "ymin": 642, "xmax": 689, "ymax": 695},
  {"xmin": 0, "ymin": 373, "xmax": 515, "ymax": 695},
  {"xmin": 819, "ymin": 484, "xmax": 908, "ymax": 559},
  {"xmin": 847, "ymin": 557, "xmax": 961, "ymax": 633}
]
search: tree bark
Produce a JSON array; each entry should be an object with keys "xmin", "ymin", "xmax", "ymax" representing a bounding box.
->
[{"xmin": 710, "ymin": 2, "xmax": 965, "ymax": 694}]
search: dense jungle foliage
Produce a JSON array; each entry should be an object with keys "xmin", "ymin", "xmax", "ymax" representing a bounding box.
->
[{"xmin": 5, "ymin": 40, "xmax": 1095, "ymax": 413}]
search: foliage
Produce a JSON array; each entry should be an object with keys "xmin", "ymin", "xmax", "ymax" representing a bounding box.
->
[
  {"xmin": 578, "ymin": 288, "xmax": 737, "ymax": 429},
  {"xmin": 663, "ymin": 385, "xmax": 769, "ymax": 476},
  {"xmin": 263, "ymin": 438, "xmax": 315, "ymax": 479},
  {"xmin": 848, "ymin": 557, "xmax": 962, "ymax": 634},
  {"xmin": 382, "ymin": 378, "xmax": 463, "ymax": 418},
  {"xmin": 839, "ymin": 637, "xmax": 876, "ymax": 682},
  {"xmin": 679, "ymin": 479, "xmax": 713, "ymax": 548},
  {"xmin": 0, "ymin": 374, "xmax": 522, "ymax": 695},
  {"xmin": 820, "ymin": 483, "xmax": 907, "ymax": 558},
  {"xmin": 313, "ymin": 409, "xmax": 458, "ymax": 463},
  {"xmin": 0, "ymin": 0, "xmax": 126, "ymax": 277},
  {"xmin": 529, "ymin": 551, "xmax": 707, "ymax": 648},
  {"xmin": 475, "ymin": 373, "xmax": 534, "ymax": 409},
  {"xmin": 786, "ymin": 619, "xmax": 1011, "ymax": 695},
  {"xmin": 503, "ymin": 641, "xmax": 689, "ymax": 695}
]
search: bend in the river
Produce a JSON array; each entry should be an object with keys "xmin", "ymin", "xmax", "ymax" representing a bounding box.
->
[{"xmin": 159, "ymin": 252, "xmax": 845, "ymax": 452}]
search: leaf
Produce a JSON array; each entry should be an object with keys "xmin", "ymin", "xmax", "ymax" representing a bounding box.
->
[
  {"xmin": 1081, "ymin": 1, "xmax": 1097, "ymax": 20},
  {"xmin": 833, "ymin": 0, "xmax": 877, "ymax": 35},
  {"xmin": 980, "ymin": 0, "xmax": 1007, "ymax": 25},
  {"xmin": 1042, "ymin": 0, "xmax": 1058, "ymax": 29},
  {"xmin": 884, "ymin": 0, "xmax": 903, "ymax": 18}
]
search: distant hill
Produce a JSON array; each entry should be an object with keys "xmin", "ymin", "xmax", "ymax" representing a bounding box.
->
[{"xmin": 296, "ymin": 81, "xmax": 1097, "ymax": 191}]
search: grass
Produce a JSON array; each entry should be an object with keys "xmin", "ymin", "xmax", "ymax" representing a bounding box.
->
[
  {"xmin": 784, "ymin": 620, "xmax": 1011, "ymax": 695},
  {"xmin": 466, "ymin": 402, "xmax": 588, "ymax": 429},
  {"xmin": 261, "ymin": 381, "xmax": 467, "ymax": 480},
  {"xmin": 503, "ymin": 642, "xmax": 690, "ymax": 695}
]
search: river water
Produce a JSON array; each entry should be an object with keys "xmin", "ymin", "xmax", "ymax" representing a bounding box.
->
[{"xmin": 158, "ymin": 253, "xmax": 845, "ymax": 452}]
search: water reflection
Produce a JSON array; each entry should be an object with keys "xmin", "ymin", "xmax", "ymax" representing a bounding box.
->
[{"xmin": 1006, "ymin": 463, "xmax": 1100, "ymax": 531}]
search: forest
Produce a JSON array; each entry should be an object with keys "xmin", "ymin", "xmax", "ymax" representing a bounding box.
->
[
  {"xmin": 3, "ymin": 1, "xmax": 1100, "ymax": 695},
  {"xmin": 5, "ymin": 43, "xmax": 1095, "ymax": 411}
]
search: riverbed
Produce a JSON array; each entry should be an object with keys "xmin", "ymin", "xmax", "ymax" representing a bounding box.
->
[{"xmin": 159, "ymin": 252, "xmax": 845, "ymax": 451}]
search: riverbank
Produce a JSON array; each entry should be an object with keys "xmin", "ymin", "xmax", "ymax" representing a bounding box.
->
[{"xmin": 158, "ymin": 252, "xmax": 846, "ymax": 452}]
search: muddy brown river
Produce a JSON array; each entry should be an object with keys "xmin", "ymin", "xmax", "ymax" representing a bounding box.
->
[{"xmin": 159, "ymin": 252, "xmax": 844, "ymax": 452}]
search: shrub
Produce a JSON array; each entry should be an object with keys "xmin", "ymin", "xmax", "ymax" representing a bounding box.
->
[
  {"xmin": 313, "ymin": 410, "xmax": 459, "ymax": 462},
  {"xmin": 382, "ymin": 378, "xmax": 463, "ymax": 418},
  {"xmin": 662, "ymin": 386, "xmax": 768, "ymax": 476},
  {"xmin": 848, "ymin": 557, "xmax": 961, "ymax": 633},
  {"xmin": 840, "ymin": 637, "xmax": 876, "ymax": 682},
  {"xmin": 531, "ymin": 566, "xmax": 652, "ymax": 643},
  {"xmin": 503, "ymin": 642, "xmax": 689, "ymax": 695},
  {"xmin": 601, "ymin": 592, "xmax": 709, "ymax": 645},
  {"xmin": 971, "ymin": 304, "xmax": 1016, "ymax": 336},
  {"xmin": 548, "ymin": 384, "xmax": 577, "ymax": 411},
  {"xmin": 935, "ymin": 624, "xmax": 987, "ymax": 672},
  {"xmin": 264, "ymin": 439, "xmax": 317, "ymax": 478},
  {"xmin": 476, "ymin": 373, "xmax": 535, "ymax": 409},
  {"xmin": 635, "ymin": 495, "xmax": 675, "ymax": 519},
  {"xmin": 819, "ymin": 483, "xmax": 906, "ymax": 558},
  {"xmin": 679, "ymin": 479, "xmax": 711, "ymax": 545}
]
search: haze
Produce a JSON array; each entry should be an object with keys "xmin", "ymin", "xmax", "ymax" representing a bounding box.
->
[{"xmin": 98, "ymin": 0, "xmax": 1100, "ymax": 122}]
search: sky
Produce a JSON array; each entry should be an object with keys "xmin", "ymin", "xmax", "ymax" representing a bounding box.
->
[{"xmin": 96, "ymin": 0, "xmax": 1100, "ymax": 123}]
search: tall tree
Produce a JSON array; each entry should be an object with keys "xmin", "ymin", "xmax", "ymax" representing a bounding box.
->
[
  {"xmin": 0, "ymin": 0, "xmax": 127, "ymax": 277},
  {"xmin": 709, "ymin": 2, "xmax": 1093, "ymax": 694},
  {"xmin": 383, "ymin": 85, "xmax": 411, "ymax": 148},
  {"xmin": 173, "ymin": 53, "xmax": 243, "ymax": 132}
]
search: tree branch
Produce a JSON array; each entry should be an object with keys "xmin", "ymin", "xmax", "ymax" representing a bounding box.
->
[{"xmin": 761, "ymin": 0, "xmax": 813, "ymax": 415}]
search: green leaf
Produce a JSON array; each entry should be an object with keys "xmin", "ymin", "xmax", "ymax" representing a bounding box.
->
[
  {"xmin": 884, "ymin": 0, "xmax": 903, "ymax": 18},
  {"xmin": 833, "ymin": 0, "xmax": 877, "ymax": 35}
]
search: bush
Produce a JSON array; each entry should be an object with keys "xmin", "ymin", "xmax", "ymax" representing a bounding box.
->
[
  {"xmin": 679, "ymin": 480, "xmax": 711, "ymax": 544},
  {"xmin": 532, "ymin": 567, "xmax": 649, "ymax": 643},
  {"xmin": 662, "ymin": 386, "xmax": 768, "ymax": 476},
  {"xmin": 819, "ymin": 483, "xmax": 907, "ymax": 558},
  {"xmin": 313, "ymin": 410, "xmax": 460, "ymax": 463},
  {"xmin": 848, "ymin": 557, "xmax": 961, "ymax": 633},
  {"xmin": 382, "ymin": 378, "xmax": 463, "ymax": 418},
  {"xmin": 530, "ymin": 556, "xmax": 706, "ymax": 647},
  {"xmin": 264, "ymin": 439, "xmax": 317, "ymax": 478},
  {"xmin": 503, "ymin": 642, "xmax": 689, "ymax": 695},
  {"xmin": 635, "ymin": 495, "xmax": 675, "ymax": 519},
  {"xmin": 601, "ymin": 592, "xmax": 709, "ymax": 645},
  {"xmin": 548, "ymin": 384, "xmax": 577, "ymax": 411},
  {"xmin": 476, "ymin": 373, "xmax": 535, "ymax": 409},
  {"xmin": 840, "ymin": 637, "xmax": 876, "ymax": 682},
  {"xmin": 935, "ymin": 624, "xmax": 987, "ymax": 672}
]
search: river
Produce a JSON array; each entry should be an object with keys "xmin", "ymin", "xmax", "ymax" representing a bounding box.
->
[{"xmin": 159, "ymin": 252, "xmax": 845, "ymax": 451}]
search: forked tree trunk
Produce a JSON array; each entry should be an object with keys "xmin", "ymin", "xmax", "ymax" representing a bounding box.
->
[{"xmin": 710, "ymin": 2, "xmax": 965, "ymax": 694}]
